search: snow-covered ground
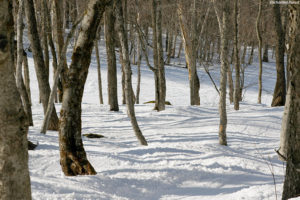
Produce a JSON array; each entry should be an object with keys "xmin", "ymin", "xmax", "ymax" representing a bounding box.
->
[{"xmin": 27, "ymin": 40, "xmax": 286, "ymax": 199}]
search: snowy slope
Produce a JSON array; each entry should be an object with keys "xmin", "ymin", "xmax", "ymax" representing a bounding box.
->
[{"xmin": 27, "ymin": 41, "xmax": 285, "ymax": 200}]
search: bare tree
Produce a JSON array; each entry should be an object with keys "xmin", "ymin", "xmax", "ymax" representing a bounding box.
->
[
  {"xmin": 105, "ymin": 3, "xmax": 119, "ymax": 111},
  {"xmin": 256, "ymin": 0, "xmax": 263, "ymax": 104},
  {"xmin": 271, "ymin": 3, "xmax": 286, "ymax": 107},
  {"xmin": 0, "ymin": 0, "xmax": 31, "ymax": 198},
  {"xmin": 59, "ymin": 0, "xmax": 111, "ymax": 176},
  {"xmin": 281, "ymin": 4, "xmax": 300, "ymax": 200},
  {"xmin": 114, "ymin": 0, "xmax": 148, "ymax": 145},
  {"xmin": 16, "ymin": 0, "xmax": 33, "ymax": 126},
  {"xmin": 213, "ymin": 0, "xmax": 230, "ymax": 146},
  {"xmin": 177, "ymin": 0, "xmax": 200, "ymax": 105},
  {"xmin": 233, "ymin": 0, "xmax": 241, "ymax": 110},
  {"xmin": 24, "ymin": 0, "xmax": 59, "ymax": 130}
]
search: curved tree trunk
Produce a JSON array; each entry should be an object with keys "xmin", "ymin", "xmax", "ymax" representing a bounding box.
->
[
  {"xmin": 105, "ymin": 4, "xmax": 119, "ymax": 111},
  {"xmin": 281, "ymin": 4, "xmax": 300, "ymax": 199},
  {"xmin": 59, "ymin": 0, "xmax": 110, "ymax": 176},
  {"xmin": 114, "ymin": 0, "xmax": 148, "ymax": 145},
  {"xmin": 24, "ymin": 0, "xmax": 59, "ymax": 130},
  {"xmin": 0, "ymin": 1, "xmax": 32, "ymax": 198},
  {"xmin": 271, "ymin": 3, "xmax": 286, "ymax": 107}
]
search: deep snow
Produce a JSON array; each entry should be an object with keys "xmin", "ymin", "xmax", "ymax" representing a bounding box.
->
[{"xmin": 26, "ymin": 39, "xmax": 287, "ymax": 200}]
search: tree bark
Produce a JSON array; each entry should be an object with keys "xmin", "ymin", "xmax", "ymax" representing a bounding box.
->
[
  {"xmin": 114, "ymin": 0, "xmax": 148, "ymax": 145},
  {"xmin": 178, "ymin": 0, "xmax": 200, "ymax": 106},
  {"xmin": 105, "ymin": 4, "xmax": 119, "ymax": 111},
  {"xmin": 59, "ymin": 0, "xmax": 110, "ymax": 176},
  {"xmin": 271, "ymin": 3, "xmax": 286, "ymax": 107},
  {"xmin": 233, "ymin": 0, "xmax": 241, "ymax": 110},
  {"xmin": 154, "ymin": 0, "xmax": 166, "ymax": 111},
  {"xmin": 24, "ymin": 0, "xmax": 59, "ymax": 130},
  {"xmin": 214, "ymin": 0, "xmax": 230, "ymax": 146},
  {"xmin": 16, "ymin": 0, "xmax": 33, "ymax": 126},
  {"xmin": 263, "ymin": 44, "xmax": 269, "ymax": 62},
  {"xmin": 23, "ymin": 51, "xmax": 32, "ymax": 105},
  {"xmin": 0, "ymin": 1, "xmax": 32, "ymax": 198},
  {"xmin": 256, "ymin": 0, "xmax": 263, "ymax": 104},
  {"xmin": 281, "ymin": 4, "xmax": 300, "ymax": 199},
  {"xmin": 53, "ymin": 0, "xmax": 66, "ymax": 103},
  {"xmin": 95, "ymin": 39, "xmax": 104, "ymax": 105}
]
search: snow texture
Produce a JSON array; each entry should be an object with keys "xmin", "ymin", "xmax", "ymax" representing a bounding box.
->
[{"xmin": 27, "ymin": 38, "xmax": 285, "ymax": 199}]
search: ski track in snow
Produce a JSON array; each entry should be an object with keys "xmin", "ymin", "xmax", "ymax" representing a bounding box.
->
[{"xmin": 27, "ymin": 42, "xmax": 285, "ymax": 200}]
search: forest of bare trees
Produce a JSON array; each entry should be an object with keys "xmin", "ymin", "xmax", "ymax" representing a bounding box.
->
[{"xmin": 0, "ymin": 0, "xmax": 300, "ymax": 199}]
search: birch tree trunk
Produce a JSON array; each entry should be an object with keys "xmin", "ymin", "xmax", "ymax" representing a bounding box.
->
[
  {"xmin": 0, "ymin": 0, "xmax": 31, "ymax": 198},
  {"xmin": 24, "ymin": 0, "xmax": 59, "ymax": 130},
  {"xmin": 281, "ymin": 4, "xmax": 300, "ymax": 199},
  {"xmin": 271, "ymin": 3, "xmax": 286, "ymax": 107},
  {"xmin": 114, "ymin": 0, "xmax": 148, "ymax": 145},
  {"xmin": 105, "ymin": 4, "xmax": 119, "ymax": 111},
  {"xmin": 256, "ymin": 0, "xmax": 263, "ymax": 104},
  {"xmin": 59, "ymin": 0, "xmax": 111, "ymax": 176}
]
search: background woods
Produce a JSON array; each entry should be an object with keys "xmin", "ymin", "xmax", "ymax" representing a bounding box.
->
[{"xmin": 1, "ymin": 0, "xmax": 300, "ymax": 199}]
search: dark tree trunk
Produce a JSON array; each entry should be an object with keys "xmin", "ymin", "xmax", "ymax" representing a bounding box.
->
[
  {"xmin": 271, "ymin": 3, "xmax": 286, "ymax": 107},
  {"xmin": 59, "ymin": 0, "xmax": 110, "ymax": 176},
  {"xmin": 281, "ymin": 4, "xmax": 300, "ymax": 199},
  {"xmin": 263, "ymin": 44, "xmax": 269, "ymax": 62},
  {"xmin": 105, "ymin": 4, "xmax": 119, "ymax": 111}
]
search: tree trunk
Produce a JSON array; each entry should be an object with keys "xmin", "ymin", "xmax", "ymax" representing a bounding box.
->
[
  {"xmin": 214, "ymin": 0, "xmax": 230, "ymax": 146},
  {"xmin": 256, "ymin": 0, "xmax": 263, "ymax": 104},
  {"xmin": 135, "ymin": 10, "xmax": 142, "ymax": 104},
  {"xmin": 233, "ymin": 0, "xmax": 241, "ymax": 110},
  {"xmin": 0, "ymin": 1, "xmax": 32, "ymax": 198},
  {"xmin": 23, "ymin": 51, "xmax": 32, "ymax": 105},
  {"xmin": 281, "ymin": 4, "xmax": 300, "ymax": 199},
  {"xmin": 271, "ymin": 3, "xmax": 286, "ymax": 107},
  {"xmin": 105, "ymin": 4, "xmax": 119, "ymax": 111},
  {"xmin": 263, "ymin": 44, "xmax": 269, "ymax": 62},
  {"xmin": 95, "ymin": 39, "xmax": 104, "ymax": 105},
  {"xmin": 154, "ymin": 0, "xmax": 166, "ymax": 111},
  {"xmin": 178, "ymin": 0, "xmax": 200, "ymax": 106},
  {"xmin": 248, "ymin": 43, "xmax": 254, "ymax": 65},
  {"xmin": 114, "ymin": 0, "xmax": 148, "ymax": 145},
  {"xmin": 44, "ymin": 0, "xmax": 59, "ymax": 103},
  {"xmin": 40, "ymin": 13, "xmax": 84, "ymax": 134},
  {"xmin": 16, "ymin": 0, "xmax": 33, "ymax": 126},
  {"xmin": 24, "ymin": 0, "xmax": 59, "ymax": 130},
  {"xmin": 53, "ymin": 0, "xmax": 66, "ymax": 103},
  {"xmin": 59, "ymin": 0, "xmax": 110, "ymax": 176},
  {"xmin": 227, "ymin": 60, "xmax": 234, "ymax": 104}
]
